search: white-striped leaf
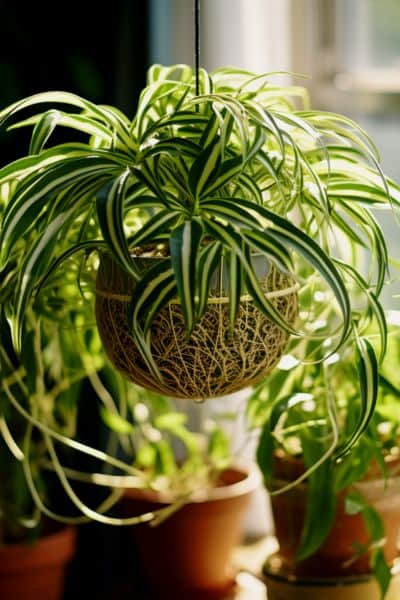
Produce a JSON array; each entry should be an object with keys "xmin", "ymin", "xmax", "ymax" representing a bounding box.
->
[
  {"xmin": 201, "ymin": 198, "xmax": 293, "ymax": 271},
  {"xmin": 338, "ymin": 200, "xmax": 388, "ymax": 294},
  {"xmin": 13, "ymin": 209, "xmax": 75, "ymax": 350},
  {"xmin": 96, "ymin": 170, "xmax": 140, "ymax": 280},
  {"xmin": 203, "ymin": 155, "xmax": 243, "ymax": 196},
  {"xmin": 196, "ymin": 241, "xmax": 222, "ymax": 319},
  {"xmin": 127, "ymin": 209, "xmax": 180, "ymax": 249},
  {"xmin": 36, "ymin": 240, "xmax": 105, "ymax": 295},
  {"xmin": 127, "ymin": 259, "xmax": 177, "ymax": 380},
  {"xmin": 188, "ymin": 139, "xmax": 222, "ymax": 201},
  {"xmin": 334, "ymin": 336, "xmax": 378, "ymax": 459},
  {"xmin": 203, "ymin": 218, "xmax": 298, "ymax": 335},
  {"xmin": 28, "ymin": 110, "xmax": 62, "ymax": 154},
  {"xmin": 0, "ymin": 90, "xmax": 133, "ymax": 151},
  {"xmin": 170, "ymin": 219, "xmax": 203, "ymax": 334},
  {"xmin": 0, "ymin": 156, "xmax": 122, "ymax": 265},
  {"xmin": 229, "ymin": 196, "xmax": 352, "ymax": 346},
  {"xmin": 334, "ymin": 259, "xmax": 387, "ymax": 362},
  {"xmin": 226, "ymin": 249, "xmax": 243, "ymax": 328}
]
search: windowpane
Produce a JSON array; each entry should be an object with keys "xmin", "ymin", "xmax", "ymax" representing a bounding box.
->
[{"xmin": 336, "ymin": 0, "xmax": 400, "ymax": 71}]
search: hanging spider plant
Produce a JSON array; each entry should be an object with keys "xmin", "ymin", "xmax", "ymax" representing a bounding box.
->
[{"xmin": 0, "ymin": 64, "xmax": 399, "ymax": 450}]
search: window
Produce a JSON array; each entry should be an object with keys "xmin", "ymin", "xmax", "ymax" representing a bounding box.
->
[{"xmin": 291, "ymin": 0, "xmax": 400, "ymax": 307}]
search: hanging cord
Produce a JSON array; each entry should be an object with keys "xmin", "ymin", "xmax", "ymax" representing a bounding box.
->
[{"xmin": 194, "ymin": 0, "xmax": 201, "ymax": 95}]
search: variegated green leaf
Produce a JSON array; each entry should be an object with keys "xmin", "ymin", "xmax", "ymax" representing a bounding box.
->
[
  {"xmin": 334, "ymin": 336, "xmax": 378, "ymax": 459},
  {"xmin": 334, "ymin": 259, "xmax": 387, "ymax": 362},
  {"xmin": 203, "ymin": 218, "xmax": 298, "ymax": 336},
  {"xmin": 229, "ymin": 197, "xmax": 352, "ymax": 347},
  {"xmin": 188, "ymin": 139, "xmax": 221, "ymax": 201},
  {"xmin": 96, "ymin": 170, "xmax": 140, "ymax": 280},
  {"xmin": 13, "ymin": 208, "xmax": 76, "ymax": 350},
  {"xmin": 127, "ymin": 209, "xmax": 181, "ymax": 249},
  {"xmin": 127, "ymin": 259, "xmax": 177, "ymax": 380},
  {"xmin": 170, "ymin": 219, "xmax": 204, "ymax": 334},
  {"xmin": 0, "ymin": 156, "xmax": 122, "ymax": 266},
  {"xmin": 196, "ymin": 241, "xmax": 222, "ymax": 319},
  {"xmin": 226, "ymin": 249, "xmax": 243, "ymax": 328}
]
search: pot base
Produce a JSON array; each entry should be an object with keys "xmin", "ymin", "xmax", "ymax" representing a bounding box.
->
[{"xmin": 262, "ymin": 553, "xmax": 400, "ymax": 600}]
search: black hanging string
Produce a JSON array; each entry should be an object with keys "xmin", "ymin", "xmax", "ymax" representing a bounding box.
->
[{"xmin": 194, "ymin": 0, "xmax": 200, "ymax": 95}]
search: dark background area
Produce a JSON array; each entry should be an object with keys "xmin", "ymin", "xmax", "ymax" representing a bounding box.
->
[
  {"xmin": 0, "ymin": 0, "xmax": 150, "ymax": 159},
  {"xmin": 1, "ymin": 3, "xmax": 151, "ymax": 598}
]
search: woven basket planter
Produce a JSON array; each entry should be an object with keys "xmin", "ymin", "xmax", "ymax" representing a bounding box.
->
[{"xmin": 95, "ymin": 253, "xmax": 298, "ymax": 400}]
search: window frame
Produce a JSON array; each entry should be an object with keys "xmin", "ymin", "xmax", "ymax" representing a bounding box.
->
[{"xmin": 290, "ymin": 0, "xmax": 400, "ymax": 115}]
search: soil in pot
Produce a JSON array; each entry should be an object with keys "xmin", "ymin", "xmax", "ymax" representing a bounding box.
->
[
  {"xmin": 95, "ymin": 252, "xmax": 298, "ymax": 400},
  {"xmin": 0, "ymin": 524, "xmax": 76, "ymax": 600},
  {"xmin": 118, "ymin": 466, "xmax": 260, "ymax": 599}
]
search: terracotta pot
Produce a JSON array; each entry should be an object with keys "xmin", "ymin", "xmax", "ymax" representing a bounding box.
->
[
  {"xmin": 0, "ymin": 525, "xmax": 76, "ymax": 600},
  {"xmin": 268, "ymin": 453, "xmax": 400, "ymax": 578},
  {"xmin": 120, "ymin": 466, "xmax": 260, "ymax": 599},
  {"xmin": 95, "ymin": 252, "xmax": 298, "ymax": 400}
]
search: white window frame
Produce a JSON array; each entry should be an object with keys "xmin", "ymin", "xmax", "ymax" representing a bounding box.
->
[{"xmin": 290, "ymin": 0, "xmax": 400, "ymax": 115}]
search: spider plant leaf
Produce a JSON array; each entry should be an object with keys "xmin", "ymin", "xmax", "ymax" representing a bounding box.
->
[
  {"xmin": 201, "ymin": 198, "xmax": 294, "ymax": 270},
  {"xmin": 27, "ymin": 110, "xmax": 62, "ymax": 154},
  {"xmin": 0, "ymin": 90, "xmax": 133, "ymax": 150},
  {"xmin": 226, "ymin": 248, "xmax": 243, "ymax": 328},
  {"xmin": 295, "ymin": 445, "xmax": 336, "ymax": 561},
  {"xmin": 11, "ymin": 111, "xmax": 114, "ymax": 151},
  {"xmin": 203, "ymin": 218, "xmax": 298, "ymax": 336},
  {"xmin": 298, "ymin": 111, "xmax": 381, "ymax": 160},
  {"xmin": 203, "ymin": 155, "xmax": 243, "ymax": 197},
  {"xmin": 334, "ymin": 336, "xmax": 378, "ymax": 460},
  {"xmin": 140, "ymin": 137, "xmax": 200, "ymax": 161},
  {"xmin": 36, "ymin": 240, "xmax": 105, "ymax": 294},
  {"xmin": 127, "ymin": 259, "xmax": 176, "ymax": 380},
  {"xmin": 202, "ymin": 198, "xmax": 293, "ymax": 271},
  {"xmin": 0, "ymin": 144, "xmax": 120, "ymax": 184},
  {"xmin": 201, "ymin": 197, "xmax": 264, "ymax": 229},
  {"xmin": 334, "ymin": 259, "xmax": 387, "ymax": 362},
  {"xmin": 229, "ymin": 197, "xmax": 352, "ymax": 347},
  {"xmin": 188, "ymin": 139, "xmax": 222, "ymax": 201},
  {"xmin": 0, "ymin": 156, "xmax": 123, "ymax": 265},
  {"xmin": 199, "ymin": 110, "xmax": 221, "ymax": 149},
  {"xmin": 170, "ymin": 219, "xmax": 203, "ymax": 334},
  {"xmin": 338, "ymin": 200, "xmax": 388, "ymax": 295},
  {"xmin": 96, "ymin": 169, "xmax": 140, "ymax": 280},
  {"xmin": 256, "ymin": 420, "xmax": 275, "ymax": 482},
  {"xmin": 256, "ymin": 393, "xmax": 314, "ymax": 482},
  {"xmin": 195, "ymin": 241, "xmax": 222, "ymax": 319},
  {"xmin": 13, "ymin": 208, "xmax": 76, "ymax": 351},
  {"xmin": 329, "ymin": 210, "xmax": 368, "ymax": 248},
  {"xmin": 141, "ymin": 110, "xmax": 208, "ymax": 141},
  {"xmin": 242, "ymin": 229, "xmax": 294, "ymax": 272},
  {"xmin": 328, "ymin": 181, "xmax": 400, "ymax": 208},
  {"xmin": 134, "ymin": 81, "xmax": 188, "ymax": 139},
  {"xmin": 127, "ymin": 209, "xmax": 181, "ymax": 249},
  {"xmin": 129, "ymin": 259, "xmax": 177, "ymax": 333}
]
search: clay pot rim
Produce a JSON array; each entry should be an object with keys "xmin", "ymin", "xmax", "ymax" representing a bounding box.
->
[
  {"xmin": 263, "ymin": 555, "xmax": 400, "ymax": 586},
  {"xmin": 124, "ymin": 464, "xmax": 261, "ymax": 505}
]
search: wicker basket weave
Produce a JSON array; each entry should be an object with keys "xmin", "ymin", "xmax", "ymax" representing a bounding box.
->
[{"xmin": 95, "ymin": 253, "xmax": 298, "ymax": 400}]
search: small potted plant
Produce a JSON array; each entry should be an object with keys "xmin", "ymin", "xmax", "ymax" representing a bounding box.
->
[
  {"xmin": 0, "ymin": 63, "xmax": 398, "ymax": 430},
  {"xmin": 94, "ymin": 371, "xmax": 260, "ymax": 600},
  {"xmin": 248, "ymin": 310, "xmax": 400, "ymax": 600}
]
